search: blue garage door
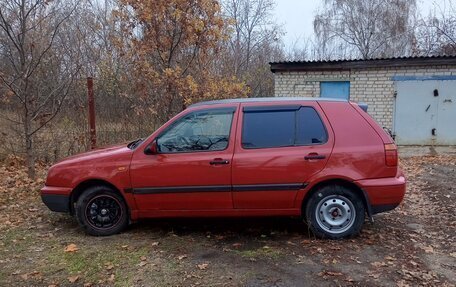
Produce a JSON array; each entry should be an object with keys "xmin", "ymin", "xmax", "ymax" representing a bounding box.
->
[{"xmin": 320, "ymin": 81, "xmax": 350, "ymax": 100}]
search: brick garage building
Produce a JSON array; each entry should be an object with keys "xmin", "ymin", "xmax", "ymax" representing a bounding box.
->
[{"xmin": 270, "ymin": 56, "xmax": 456, "ymax": 145}]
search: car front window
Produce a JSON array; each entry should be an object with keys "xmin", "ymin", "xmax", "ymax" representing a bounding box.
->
[{"xmin": 157, "ymin": 108, "xmax": 235, "ymax": 153}]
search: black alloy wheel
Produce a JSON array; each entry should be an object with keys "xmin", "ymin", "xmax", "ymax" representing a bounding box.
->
[{"xmin": 75, "ymin": 186, "xmax": 128, "ymax": 236}]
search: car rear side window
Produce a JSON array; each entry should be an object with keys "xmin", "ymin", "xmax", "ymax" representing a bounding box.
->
[
  {"xmin": 242, "ymin": 106, "xmax": 327, "ymax": 149},
  {"xmin": 296, "ymin": 107, "xmax": 328, "ymax": 145}
]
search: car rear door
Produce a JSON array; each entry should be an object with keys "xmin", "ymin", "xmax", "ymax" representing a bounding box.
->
[
  {"xmin": 129, "ymin": 104, "xmax": 238, "ymax": 211},
  {"xmin": 232, "ymin": 101, "xmax": 334, "ymax": 209}
]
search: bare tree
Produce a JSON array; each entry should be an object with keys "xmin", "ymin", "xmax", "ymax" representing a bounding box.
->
[
  {"xmin": 282, "ymin": 36, "xmax": 310, "ymax": 61},
  {"xmin": 313, "ymin": 0, "xmax": 417, "ymax": 59},
  {"xmin": 222, "ymin": 0, "xmax": 283, "ymax": 97},
  {"xmin": 309, "ymin": 35, "xmax": 355, "ymax": 60},
  {"xmin": 415, "ymin": 0, "xmax": 456, "ymax": 56},
  {"xmin": 0, "ymin": 0, "xmax": 81, "ymax": 178}
]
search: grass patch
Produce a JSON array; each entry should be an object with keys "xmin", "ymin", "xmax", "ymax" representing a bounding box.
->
[
  {"xmin": 237, "ymin": 246, "xmax": 283, "ymax": 260},
  {"xmin": 157, "ymin": 233, "xmax": 195, "ymax": 252},
  {"xmin": 45, "ymin": 244, "xmax": 149, "ymax": 284},
  {"xmin": 0, "ymin": 228, "xmax": 36, "ymax": 253},
  {"xmin": 0, "ymin": 269, "xmax": 6, "ymax": 285}
]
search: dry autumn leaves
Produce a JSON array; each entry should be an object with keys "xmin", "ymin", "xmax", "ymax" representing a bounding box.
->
[
  {"xmin": 64, "ymin": 244, "xmax": 79, "ymax": 253},
  {"xmin": 0, "ymin": 155, "xmax": 455, "ymax": 286}
]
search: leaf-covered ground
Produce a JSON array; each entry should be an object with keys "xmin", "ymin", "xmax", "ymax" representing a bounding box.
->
[{"xmin": 0, "ymin": 155, "xmax": 455, "ymax": 286}]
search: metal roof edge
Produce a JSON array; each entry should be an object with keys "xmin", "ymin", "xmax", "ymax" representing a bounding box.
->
[{"xmin": 270, "ymin": 55, "xmax": 456, "ymax": 73}]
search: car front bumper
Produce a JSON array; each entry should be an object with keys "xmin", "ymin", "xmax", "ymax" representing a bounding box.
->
[{"xmin": 41, "ymin": 186, "xmax": 72, "ymax": 213}]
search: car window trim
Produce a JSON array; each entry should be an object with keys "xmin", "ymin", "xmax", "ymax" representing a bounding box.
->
[
  {"xmin": 148, "ymin": 107, "xmax": 237, "ymax": 155},
  {"xmin": 243, "ymin": 105, "xmax": 301, "ymax": 112},
  {"xmin": 241, "ymin": 105, "xmax": 329, "ymax": 150}
]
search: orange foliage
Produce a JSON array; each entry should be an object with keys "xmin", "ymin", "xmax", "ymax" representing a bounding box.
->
[{"xmin": 115, "ymin": 0, "xmax": 248, "ymax": 120}]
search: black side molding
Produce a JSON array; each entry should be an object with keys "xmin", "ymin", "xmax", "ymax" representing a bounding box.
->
[
  {"xmin": 132, "ymin": 185, "xmax": 232, "ymax": 194},
  {"xmin": 232, "ymin": 183, "xmax": 307, "ymax": 192},
  {"xmin": 41, "ymin": 194, "xmax": 70, "ymax": 213},
  {"xmin": 129, "ymin": 183, "xmax": 308, "ymax": 194}
]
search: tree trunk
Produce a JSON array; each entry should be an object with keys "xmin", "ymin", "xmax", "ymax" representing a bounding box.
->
[
  {"xmin": 25, "ymin": 137, "xmax": 35, "ymax": 179},
  {"xmin": 24, "ymin": 113, "xmax": 36, "ymax": 179}
]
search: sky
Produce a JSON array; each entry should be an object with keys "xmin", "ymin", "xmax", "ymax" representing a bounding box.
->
[{"xmin": 274, "ymin": 0, "xmax": 448, "ymax": 49}]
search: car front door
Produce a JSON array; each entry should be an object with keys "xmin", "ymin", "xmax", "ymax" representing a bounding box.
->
[
  {"xmin": 130, "ymin": 105, "xmax": 238, "ymax": 211},
  {"xmin": 232, "ymin": 101, "xmax": 334, "ymax": 209}
]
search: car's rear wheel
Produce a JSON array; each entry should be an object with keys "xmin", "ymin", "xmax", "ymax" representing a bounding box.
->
[
  {"xmin": 305, "ymin": 185, "xmax": 365, "ymax": 239},
  {"xmin": 75, "ymin": 186, "xmax": 128, "ymax": 236}
]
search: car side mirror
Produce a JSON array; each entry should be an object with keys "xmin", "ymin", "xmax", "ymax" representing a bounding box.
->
[{"xmin": 144, "ymin": 139, "xmax": 159, "ymax": 155}]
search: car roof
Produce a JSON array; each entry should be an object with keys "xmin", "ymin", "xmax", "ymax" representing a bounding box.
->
[{"xmin": 188, "ymin": 97, "xmax": 348, "ymax": 108}]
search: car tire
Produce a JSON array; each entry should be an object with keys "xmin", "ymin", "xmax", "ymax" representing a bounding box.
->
[
  {"xmin": 305, "ymin": 185, "xmax": 365, "ymax": 239},
  {"xmin": 75, "ymin": 186, "xmax": 129, "ymax": 236}
]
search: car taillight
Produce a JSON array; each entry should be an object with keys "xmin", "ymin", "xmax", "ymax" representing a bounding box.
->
[{"xmin": 384, "ymin": 143, "xmax": 398, "ymax": 167}]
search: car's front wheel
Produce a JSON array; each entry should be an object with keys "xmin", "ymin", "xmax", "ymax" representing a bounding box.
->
[
  {"xmin": 75, "ymin": 186, "xmax": 128, "ymax": 236},
  {"xmin": 305, "ymin": 185, "xmax": 365, "ymax": 239}
]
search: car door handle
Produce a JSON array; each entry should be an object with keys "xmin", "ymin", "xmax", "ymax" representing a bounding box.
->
[
  {"xmin": 304, "ymin": 153, "xmax": 326, "ymax": 160},
  {"xmin": 209, "ymin": 159, "xmax": 230, "ymax": 165}
]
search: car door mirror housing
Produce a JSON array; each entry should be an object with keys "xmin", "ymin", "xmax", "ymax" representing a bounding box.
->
[{"xmin": 144, "ymin": 139, "xmax": 159, "ymax": 155}]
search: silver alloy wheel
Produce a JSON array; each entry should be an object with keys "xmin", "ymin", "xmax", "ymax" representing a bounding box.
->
[{"xmin": 315, "ymin": 195, "xmax": 356, "ymax": 234}]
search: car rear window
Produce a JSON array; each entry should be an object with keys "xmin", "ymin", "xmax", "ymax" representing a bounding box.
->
[{"xmin": 242, "ymin": 106, "xmax": 327, "ymax": 149}]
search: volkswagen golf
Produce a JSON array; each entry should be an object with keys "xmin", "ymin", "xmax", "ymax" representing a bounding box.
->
[{"xmin": 41, "ymin": 97, "xmax": 406, "ymax": 239}]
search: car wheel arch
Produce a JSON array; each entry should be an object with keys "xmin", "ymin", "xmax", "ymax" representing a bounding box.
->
[
  {"xmin": 70, "ymin": 179, "xmax": 128, "ymax": 215},
  {"xmin": 300, "ymin": 178, "xmax": 372, "ymax": 219}
]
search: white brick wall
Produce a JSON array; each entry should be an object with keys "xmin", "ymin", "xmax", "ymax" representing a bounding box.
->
[{"xmin": 273, "ymin": 65, "xmax": 456, "ymax": 129}]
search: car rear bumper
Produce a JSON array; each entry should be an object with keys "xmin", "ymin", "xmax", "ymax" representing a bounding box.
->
[
  {"xmin": 371, "ymin": 203, "xmax": 400, "ymax": 214},
  {"xmin": 41, "ymin": 186, "xmax": 72, "ymax": 213},
  {"xmin": 355, "ymin": 171, "xmax": 406, "ymax": 215}
]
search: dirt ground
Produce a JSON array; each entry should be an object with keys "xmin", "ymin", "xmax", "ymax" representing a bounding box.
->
[{"xmin": 0, "ymin": 155, "xmax": 455, "ymax": 287}]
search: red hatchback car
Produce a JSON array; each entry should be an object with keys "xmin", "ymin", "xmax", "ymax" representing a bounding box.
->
[{"xmin": 41, "ymin": 97, "xmax": 406, "ymax": 239}]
